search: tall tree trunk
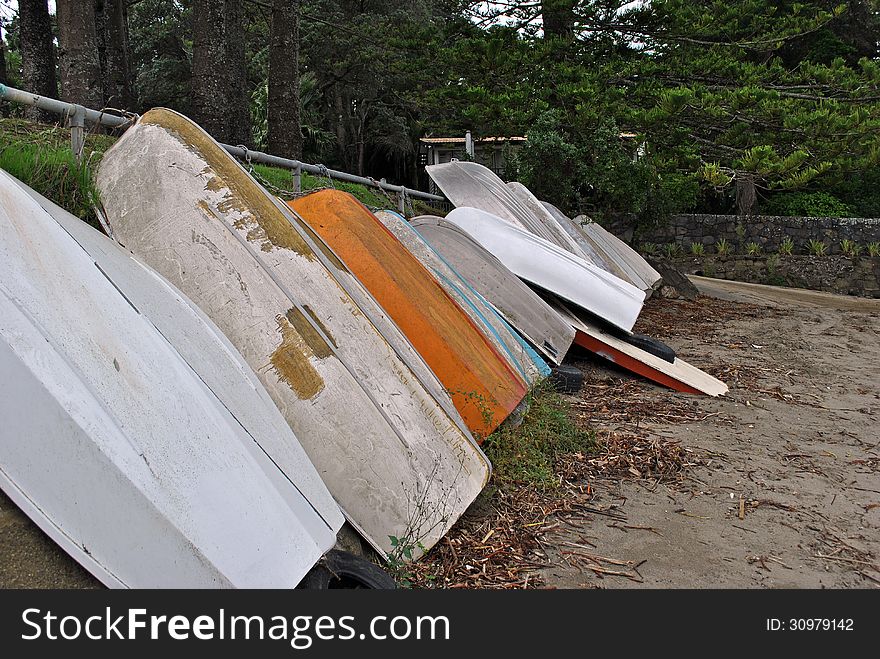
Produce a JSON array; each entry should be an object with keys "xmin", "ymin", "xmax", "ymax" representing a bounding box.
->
[
  {"xmin": 268, "ymin": 0, "xmax": 302, "ymax": 159},
  {"xmin": 225, "ymin": 0, "xmax": 251, "ymax": 146},
  {"xmin": 94, "ymin": 0, "xmax": 134, "ymax": 109},
  {"xmin": 333, "ymin": 83, "xmax": 348, "ymax": 168},
  {"xmin": 191, "ymin": 0, "xmax": 251, "ymax": 145},
  {"xmin": 56, "ymin": 0, "xmax": 104, "ymax": 109},
  {"xmin": 18, "ymin": 0, "xmax": 59, "ymax": 122},
  {"xmin": 0, "ymin": 38, "xmax": 7, "ymax": 86}
]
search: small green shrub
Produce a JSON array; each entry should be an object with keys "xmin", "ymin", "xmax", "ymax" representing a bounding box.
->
[
  {"xmin": 808, "ymin": 238, "xmax": 827, "ymax": 256},
  {"xmin": 662, "ymin": 242, "xmax": 681, "ymax": 258},
  {"xmin": 777, "ymin": 237, "xmax": 795, "ymax": 255},
  {"xmin": 715, "ymin": 238, "xmax": 731, "ymax": 256},
  {"xmin": 689, "ymin": 242, "xmax": 705, "ymax": 256},
  {"xmin": 840, "ymin": 239, "xmax": 862, "ymax": 259},
  {"xmin": 868, "ymin": 242, "xmax": 880, "ymax": 257},
  {"xmin": 640, "ymin": 242, "xmax": 658, "ymax": 256},
  {"xmin": 746, "ymin": 241, "xmax": 762, "ymax": 256}
]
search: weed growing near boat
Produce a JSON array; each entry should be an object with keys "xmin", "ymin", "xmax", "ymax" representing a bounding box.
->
[
  {"xmin": 715, "ymin": 238, "xmax": 731, "ymax": 255},
  {"xmin": 640, "ymin": 242, "xmax": 658, "ymax": 256},
  {"xmin": 689, "ymin": 242, "xmax": 705, "ymax": 256},
  {"xmin": 482, "ymin": 382, "xmax": 596, "ymax": 489},
  {"xmin": 0, "ymin": 119, "xmax": 111, "ymax": 227}
]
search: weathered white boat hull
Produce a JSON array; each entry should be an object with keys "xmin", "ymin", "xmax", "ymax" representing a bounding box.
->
[
  {"xmin": 96, "ymin": 109, "xmax": 490, "ymax": 559},
  {"xmin": 410, "ymin": 215, "xmax": 575, "ymax": 366},
  {"xmin": 0, "ymin": 170, "xmax": 338, "ymax": 588},
  {"xmin": 445, "ymin": 207, "xmax": 646, "ymax": 333},
  {"xmin": 574, "ymin": 214, "xmax": 662, "ymax": 291},
  {"xmin": 539, "ymin": 200, "xmax": 640, "ymax": 287},
  {"xmin": 375, "ymin": 210, "xmax": 548, "ymax": 385},
  {"xmin": 17, "ymin": 180, "xmax": 344, "ymax": 534},
  {"xmin": 427, "ymin": 160, "xmax": 561, "ymax": 242}
]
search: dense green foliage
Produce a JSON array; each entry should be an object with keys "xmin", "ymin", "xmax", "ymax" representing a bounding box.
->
[
  {"xmin": 762, "ymin": 191, "xmax": 854, "ymax": 217},
  {"xmin": 2, "ymin": 0, "xmax": 879, "ymax": 219}
]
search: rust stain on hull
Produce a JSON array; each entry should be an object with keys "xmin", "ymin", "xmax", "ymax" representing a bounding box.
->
[
  {"xmin": 289, "ymin": 190, "xmax": 528, "ymax": 438},
  {"xmin": 284, "ymin": 306, "xmax": 334, "ymax": 358},
  {"xmin": 269, "ymin": 312, "xmax": 325, "ymax": 400}
]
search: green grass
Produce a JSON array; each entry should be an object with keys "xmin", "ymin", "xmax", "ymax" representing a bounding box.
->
[
  {"xmin": 0, "ymin": 143, "xmax": 104, "ymax": 228},
  {"xmin": 251, "ymin": 163, "xmax": 408, "ymax": 211},
  {"xmin": 482, "ymin": 383, "xmax": 597, "ymax": 489},
  {"xmin": 0, "ymin": 117, "xmax": 420, "ymax": 223}
]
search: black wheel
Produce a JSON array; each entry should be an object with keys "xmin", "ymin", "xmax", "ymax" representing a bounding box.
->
[
  {"xmin": 549, "ymin": 364, "xmax": 584, "ymax": 394},
  {"xmin": 297, "ymin": 550, "xmax": 397, "ymax": 589},
  {"xmin": 623, "ymin": 333, "xmax": 676, "ymax": 363}
]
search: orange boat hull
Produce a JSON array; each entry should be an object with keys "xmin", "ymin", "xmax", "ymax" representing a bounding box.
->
[{"xmin": 290, "ymin": 190, "xmax": 528, "ymax": 437}]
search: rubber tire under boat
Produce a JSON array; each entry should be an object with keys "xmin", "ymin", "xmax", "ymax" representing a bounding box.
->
[
  {"xmin": 297, "ymin": 550, "xmax": 398, "ymax": 589},
  {"xmin": 621, "ymin": 333, "xmax": 676, "ymax": 364},
  {"xmin": 549, "ymin": 365, "xmax": 584, "ymax": 394}
]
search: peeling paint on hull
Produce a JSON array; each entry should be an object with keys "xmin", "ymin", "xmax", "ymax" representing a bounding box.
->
[{"xmin": 95, "ymin": 109, "xmax": 490, "ymax": 558}]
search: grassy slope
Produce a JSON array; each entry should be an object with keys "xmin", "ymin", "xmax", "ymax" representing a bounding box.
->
[{"xmin": 0, "ymin": 118, "xmax": 442, "ymax": 227}]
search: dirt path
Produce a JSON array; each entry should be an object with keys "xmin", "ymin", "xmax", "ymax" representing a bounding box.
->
[{"xmin": 538, "ymin": 278, "xmax": 880, "ymax": 588}]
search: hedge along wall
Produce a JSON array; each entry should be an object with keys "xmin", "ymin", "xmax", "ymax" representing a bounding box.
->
[{"xmin": 629, "ymin": 214, "xmax": 880, "ymax": 254}]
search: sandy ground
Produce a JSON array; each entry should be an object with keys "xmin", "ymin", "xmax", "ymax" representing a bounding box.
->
[
  {"xmin": 538, "ymin": 277, "xmax": 880, "ymax": 588},
  {"xmin": 1, "ymin": 277, "xmax": 878, "ymax": 589}
]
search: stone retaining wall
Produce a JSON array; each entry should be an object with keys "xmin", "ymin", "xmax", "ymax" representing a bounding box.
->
[{"xmin": 618, "ymin": 214, "xmax": 880, "ymax": 255}]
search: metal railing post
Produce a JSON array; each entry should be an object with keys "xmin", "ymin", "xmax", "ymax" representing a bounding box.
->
[
  {"xmin": 292, "ymin": 162, "xmax": 301, "ymax": 194},
  {"xmin": 68, "ymin": 105, "xmax": 86, "ymax": 163}
]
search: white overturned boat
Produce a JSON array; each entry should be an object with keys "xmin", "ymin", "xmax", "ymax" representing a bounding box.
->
[
  {"xmin": 424, "ymin": 158, "xmax": 659, "ymax": 293},
  {"xmin": 409, "ymin": 215, "xmax": 574, "ymax": 366},
  {"xmin": 96, "ymin": 109, "xmax": 490, "ymax": 559},
  {"xmin": 445, "ymin": 206, "xmax": 646, "ymax": 333},
  {"xmin": 504, "ymin": 182, "xmax": 658, "ymax": 294},
  {"xmin": 374, "ymin": 210, "xmax": 548, "ymax": 385},
  {"xmin": 427, "ymin": 160, "xmax": 562, "ymax": 243},
  {"xmin": 538, "ymin": 199, "xmax": 635, "ymax": 285},
  {"xmin": 0, "ymin": 170, "xmax": 342, "ymax": 587}
]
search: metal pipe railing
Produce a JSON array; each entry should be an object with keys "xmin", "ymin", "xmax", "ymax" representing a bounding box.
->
[{"xmin": 0, "ymin": 84, "xmax": 446, "ymax": 208}]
